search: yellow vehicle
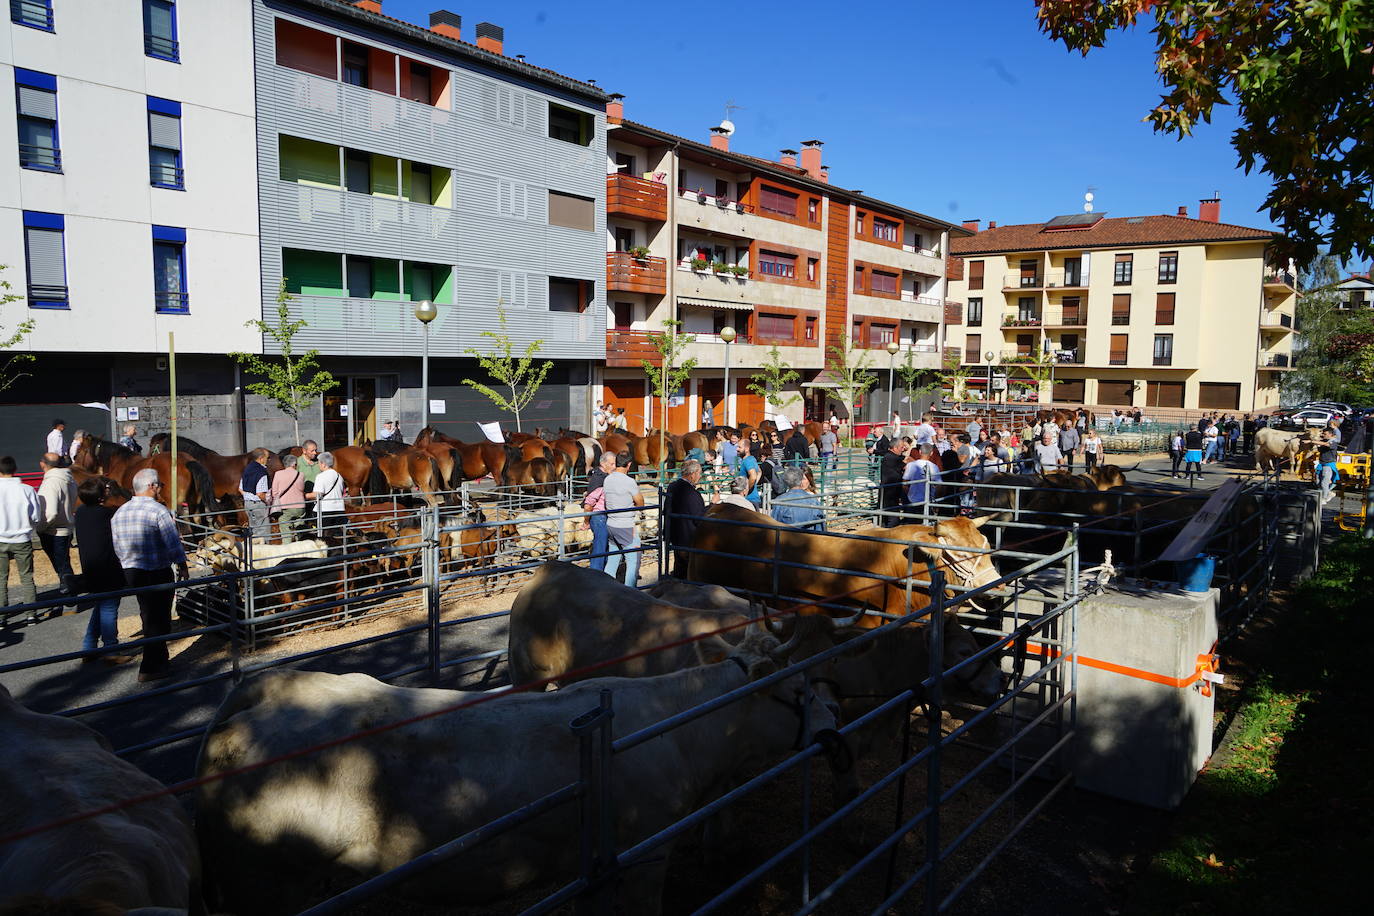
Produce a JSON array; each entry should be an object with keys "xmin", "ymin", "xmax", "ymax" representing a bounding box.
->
[{"xmin": 1334, "ymin": 451, "xmax": 1371, "ymax": 532}]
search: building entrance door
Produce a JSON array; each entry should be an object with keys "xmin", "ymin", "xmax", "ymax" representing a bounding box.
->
[{"xmin": 322, "ymin": 376, "xmax": 380, "ymax": 448}]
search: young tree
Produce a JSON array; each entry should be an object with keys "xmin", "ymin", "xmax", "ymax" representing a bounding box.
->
[
  {"xmin": 0, "ymin": 265, "xmax": 35, "ymax": 395},
  {"xmin": 230, "ymin": 282, "xmax": 338, "ymax": 444},
  {"xmin": 641, "ymin": 319, "xmax": 697, "ymax": 472},
  {"xmin": 1014, "ymin": 348, "xmax": 1057, "ymax": 403},
  {"xmin": 462, "ymin": 306, "xmax": 553, "ymax": 433},
  {"xmin": 1036, "ymin": 1, "xmax": 1374, "ymax": 263},
  {"xmin": 820, "ymin": 338, "xmax": 877, "ymax": 436},
  {"xmin": 746, "ymin": 345, "xmax": 800, "ymax": 416},
  {"xmin": 939, "ymin": 348, "xmax": 974, "ymax": 404}
]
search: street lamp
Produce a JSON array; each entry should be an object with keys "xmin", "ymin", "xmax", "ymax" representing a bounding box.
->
[
  {"xmin": 414, "ymin": 299, "xmax": 437, "ymax": 431},
  {"xmin": 720, "ymin": 325, "xmax": 736, "ymax": 427},
  {"xmin": 985, "ymin": 349, "xmax": 996, "ymax": 406},
  {"xmin": 1048, "ymin": 348, "xmax": 1058, "ymax": 406},
  {"xmin": 885, "ymin": 339, "xmax": 901, "ymax": 426}
]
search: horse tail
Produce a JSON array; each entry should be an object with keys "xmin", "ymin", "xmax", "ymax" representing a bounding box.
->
[
  {"xmin": 366, "ymin": 455, "xmax": 389, "ymax": 498},
  {"xmin": 184, "ymin": 459, "xmax": 220, "ymax": 519}
]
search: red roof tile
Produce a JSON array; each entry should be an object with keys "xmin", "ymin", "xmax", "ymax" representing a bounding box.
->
[{"xmin": 950, "ymin": 214, "xmax": 1274, "ymax": 256}]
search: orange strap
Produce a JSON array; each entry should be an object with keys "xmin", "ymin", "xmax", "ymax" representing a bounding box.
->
[{"xmin": 1023, "ymin": 643, "xmax": 1221, "ymax": 695}]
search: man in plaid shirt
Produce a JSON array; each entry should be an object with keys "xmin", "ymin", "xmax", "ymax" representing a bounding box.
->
[{"xmin": 112, "ymin": 468, "xmax": 187, "ymax": 682}]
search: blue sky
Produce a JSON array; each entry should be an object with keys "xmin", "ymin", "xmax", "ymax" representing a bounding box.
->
[{"xmin": 386, "ymin": 0, "xmax": 1276, "ymax": 231}]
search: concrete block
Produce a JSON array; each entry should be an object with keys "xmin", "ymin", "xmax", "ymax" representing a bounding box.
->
[{"xmin": 1073, "ymin": 582, "xmax": 1218, "ymax": 809}]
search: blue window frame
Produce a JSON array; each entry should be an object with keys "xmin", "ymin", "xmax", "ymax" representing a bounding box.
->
[
  {"xmin": 14, "ymin": 68, "xmax": 60, "ymax": 172},
  {"xmin": 10, "ymin": 0, "xmax": 54, "ymax": 31},
  {"xmin": 147, "ymin": 97, "xmax": 184, "ymax": 189},
  {"xmin": 152, "ymin": 226, "xmax": 188, "ymax": 313},
  {"xmin": 143, "ymin": 0, "xmax": 178, "ymax": 62},
  {"xmin": 22, "ymin": 211, "xmax": 68, "ymax": 309}
]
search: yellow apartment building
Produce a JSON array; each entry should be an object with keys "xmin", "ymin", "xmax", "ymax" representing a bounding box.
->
[{"xmin": 945, "ymin": 199, "xmax": 1295, "ymax": 412}]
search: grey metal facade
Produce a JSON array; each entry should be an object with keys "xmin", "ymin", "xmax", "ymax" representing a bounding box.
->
[{"xmin": 253, "ymin": 0, "xmax": 607, "ymax": 361}]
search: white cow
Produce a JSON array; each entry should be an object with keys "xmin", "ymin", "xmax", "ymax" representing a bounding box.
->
[
  {"xmin": 0, "ymin": 686, "xmax": 199, "ymax": 911},
  {"xmin": 1254, "ymin": 426, "xmax": 1313, "ymax": 474},
  {"xmin": 195, "ymin": 634, "xmax": 836, "ymax": 914}
]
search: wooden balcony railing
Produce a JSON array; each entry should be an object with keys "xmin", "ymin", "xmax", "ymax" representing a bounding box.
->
[
  {"xmin": 606, "ymin": 173, "xmax": 668, "ymax": 221},
  {"xmin": 606, "ymin": 251, "xmax": 667, "ymax": 295},
  {"xmin": 606, "ymin": 329, "xmax": 664, "ymax": 368}
]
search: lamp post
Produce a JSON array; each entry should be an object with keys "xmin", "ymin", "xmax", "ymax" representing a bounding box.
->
[
  {"xmin": 414, "ymin": 299, "xmax": 437, "ymax": 431},
  {"xmin": 720, "ymin": 325, "xmax": 736, "ymax": 427},
  {"xmin": 1048, "ymin": 349, "xmax": 1058, "ymax": 406},
  {"xmin": 886, "ymin": 339, "xmax": 901, "ymax": 426},
  {"xmin": 985, "ymin": 350, "xmax": 996, "ymax": 407}
]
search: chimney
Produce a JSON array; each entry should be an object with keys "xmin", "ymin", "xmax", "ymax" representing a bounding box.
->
[
  {"xmin": 988, "ymin": 221, "xmax": 997, "ymax": 229},
  {"xmin": 819, "ymin": 164, "xmax": 829, "ymax": 183},
  {"xmin": 709, "ymin": 125, "xmax": 730, "ymax": 151},
  {"xmin": 606, "ymin": 92, "xmax": 624, "ymax": 124},
  {"xmin": 799, "ymin": 139, "xmax": 823, "ymax": 179},
  {"xmin": 352, "ymin": 0, "xmax": 382, "ymax": 13},
  {"xmin": 1176, "ymin": 205, "xmax": 1188, "ymax": 217},
  {"xmin": 1199, "ymin": 194, "xmax": 1221, "ymax": 223},
  {"xmin": 962, "ymin": 219, "xmax": 981, "ymax": 232},
  {"xmin": 475, "ymin": 21, "xmax": 504, "ymax": 55},
  {"xmin": 428, "ymin": 10, "xmax": 460, "ymax": 40},
  {"xmin": 779, "ymin": 148, "xmax": 798, "ymax": 168}
]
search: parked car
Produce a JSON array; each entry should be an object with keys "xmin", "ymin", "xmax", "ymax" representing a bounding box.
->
[
  {"xmin": 1270, "ymin": 408, "xmax": 1340, "ymax": 429},
  {"xmin": 1299, "ymin": 400, "xmax": 1353, "ymax": 415}
]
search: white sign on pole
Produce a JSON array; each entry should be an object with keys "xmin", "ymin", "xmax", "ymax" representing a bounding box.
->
[
  {"xmin": 478, "ymin": 421, "xmax": 504, "ymax": 443},
  {"xmin": 429, "ymin": 399, "xmax": 446, "ymax": 414},
  {"xmin": 774, "ymin": 414, "xmax": 794, "ymax": 430}
]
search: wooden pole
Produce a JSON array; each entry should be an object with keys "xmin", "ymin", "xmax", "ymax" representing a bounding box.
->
[{"xmin": 169, "ymin": 332, "xmax": 178, "ymax": 517}]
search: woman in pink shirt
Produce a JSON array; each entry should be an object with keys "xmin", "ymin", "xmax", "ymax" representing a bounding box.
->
[{"xmin": 269, "ymin": 454, "xmax": 308, "ymax": 542}]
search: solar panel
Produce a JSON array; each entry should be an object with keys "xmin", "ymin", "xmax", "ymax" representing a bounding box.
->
[{"xmin": 1044, "ymin": 213, "xmax": 1107, "ymax": 229}]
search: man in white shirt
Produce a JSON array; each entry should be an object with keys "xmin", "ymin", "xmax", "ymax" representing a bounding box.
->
[
  {"xmin": 0, "ymin": 455, "xmax": 41, "ymax": 609},
  {"xmin": 45, "ymin": 419, "xmax": 65, "ymax": 459},
  {"xmin": 309, "ymin": 451, "xmax": 347, "ymax": 531},
  {"xmin": 914, "ymin": 414, "xmax": 936, "ymax": 447},
  {"xmin": 34, "ymin": 452, "xmax": 76, "ymax": 595},
  {"xmin": 1034, "ymin": 432, "xmax": 1065, "ymax": 473}
]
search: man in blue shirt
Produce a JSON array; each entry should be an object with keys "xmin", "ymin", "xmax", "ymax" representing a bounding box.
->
[
  {"xmin": 771, "ymin": 468, "xmax": 824, "ymax": 530},
  {"xmin": 736, "ymin": 438, "xmax": 762, "ymax": 506},
  {"xmin": 719, "ymin": 432, "xmax": 739, "ymax": 472}
]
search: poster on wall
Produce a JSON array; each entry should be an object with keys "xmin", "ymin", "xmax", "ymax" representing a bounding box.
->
[
  {"xmin": 116, "ymin": 407, "xmax": 129, "ymax": 421},
  {"xmin": 127, "ymin": 406, "xmax": 140, "ymax": 421},
  {"xmin": 430, "ymin": 400, "xmax": 446, "ymax": 414}
]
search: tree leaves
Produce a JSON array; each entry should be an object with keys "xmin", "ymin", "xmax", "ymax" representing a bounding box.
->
[
  {"xmin": 462, "ymin": 306, "xmax": 553, "ymax": 433},
  {"xmin": 229, "ymin": 282, "xmax": 338, "ymax": 438},
  {"xmin": 0, "ymin": 264, "xmax": 36, "ymax": 394}
]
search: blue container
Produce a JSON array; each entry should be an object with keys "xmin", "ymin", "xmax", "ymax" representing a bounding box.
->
[{"xmin": 1177, "ymin": 554, "xmax": 1216, "ymax": 592}]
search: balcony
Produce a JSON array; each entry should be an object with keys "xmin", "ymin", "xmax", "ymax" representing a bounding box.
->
[
  {"xmin": 1002, "ymin": 316, "xmax": 1042, "ymax": 328},
  {"xmin": 606, "ymin": 251, "xmax": 667, "ymax": 295},
  {"xmin": 1260, "ymin": 311, "xmax": 1294, "ymax": 332},
  {"xmin": 1043, "ymin": 309, "xmax": 1086, "ymax": 327},
  {"xmin": 677, "ymin": 260, "xmax": 752, "ymax": 283},
  {"xmin": 1258, "ymin": 352, "xmax": 1293, "ymax": 370},
  {"xmin": 607, "ymin": 174, "xmax": 667, "ymax": 222},
  {"xmin": 900, "ymin": 291, "xmax": 944, "ymax": 306},
  {"xmin": 1003, "ymin": 272, "xmax": 1044, "ymax": 290},
  {"xmin": 1264, "ymin": 266, "xmax": 1297, "ymax": 290},
  {"xmin": 678, "ymin": 186, "xmax": 753, "ymax": 214},
  {"xmin": 999, "ymin": 349, "xmax": 1047, "ymax": 365},
  {"xmin": 269, "ymin": 181, "xmax": 458, "ymax": 262},
  {"xmin": 606, "ymin": 328, "xmax": 664, "ymax": 368},
  {"xmin": 1045, "ymin": 268, "xmax": 1089, "ymax": 289}
]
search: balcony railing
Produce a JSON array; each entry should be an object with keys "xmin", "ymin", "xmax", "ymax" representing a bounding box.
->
[
  {"xmin": 899, "ymin": 291, "xmax": 944, "ymax": 306},
  {"xmin": 155, "ymin": 291, "xmax": 189, "ymax": 314},
  {"xmin": 1003, "ymin": 316, "xmax": 1041, "ymax": 328},
  {"xmin": 606, "ymin": 251, "xmax": 667, "ymax": 295},
  {"xmin": 1047, "ymin": 268, "xmax": 1088, "ymax": 288},
  {"xmin": 1259, "ymin": 352, "xmax": 1292, "ymax": 368},
  {"xmin": 902, "ymin": 243, "xmax": 941, "ymax": 258},
  {"xmin": 1108, "ymin": 354, "xmax": 1128, "ymax": 366},
  {"xmin": 150, "ymin": 163, "xmax": 185, "ymax": 189},
  {"xmin": 606, "ymin": 329, "xmax": 664, "ymax": 367},
  {"xmin": 677, "ymin": 259, "xmax": 751, "ymax": 281},
  {"xmin": 18, "ymin": 143, "xmax": 61, "ymax": 171},
  {"xmin": 1004, "ymin": 272, "xmax": 1043, "ymax": 289},
  {"xmin": 1111, "ymin": 315, "xmax": 1130, "ymax": 326},
  {"xmin": 1153, "ymin": 355, "xmax": 1173, "ymax": 366},
  {"xmin": 1045, "ymin": 310, "xmax": 1085, "ymax": 326},
  {"xmin": 1264, "ymin": 267, "xmax": 1296, "ymax": 288},
  {"xmin": 27, "ymin": 283, "xmax": 67, "ymax": 306},
  {"xmin": 606, "ymin": 173, "xmax": 667, "ymax": 221},
  {"xmin": 145, "ymin": 32, "xmax": 180, "ymax": 62},
  {"xmin": 1261, "ymin": 312, "xmax": 1294, "ymax": 329},
  {"xmin": 678, "ymin": 186, "xmax": 753, "ymax": 213}
]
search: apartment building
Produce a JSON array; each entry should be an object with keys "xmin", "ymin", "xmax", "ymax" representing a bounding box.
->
[
  {"xmin": 1335, "ymin": 272, "xmax": 1373, "ymax": 309},
  {"xmin": 2, "ymin": 0, "xmax": 260, "ymax": 449},
  {"xmin": 253, "ymin": 0, "xmax": 607, "ymax": 444},
  {"xmin": 601, "ymin": 101, "xmax": 964, "ymax": 433},
  {"xmin": 945, "ymin": 199, "xmax": 1295, "ymax": 412}
]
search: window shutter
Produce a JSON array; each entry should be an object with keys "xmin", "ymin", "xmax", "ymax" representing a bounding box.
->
[
  {"xmin": 17, "ymin": 86, "xmax": 57, "ymax": 120},
  {"xmin": 148, "ymin": 112, "xmax": 181, "ymax": 150},
  {"xmin": 25, "ymin": 227, "xmax": 66, "ymax": 286}
]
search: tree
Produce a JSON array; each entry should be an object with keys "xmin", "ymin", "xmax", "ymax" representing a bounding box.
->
[
  {"xmin": 462, "ymin": 306, "xmax": 553, "ymax": 433},
  {"xmin": 1036, "ymin": 1, "xmax": 1374, "ymax": 264},
  {"xmin": 746, "ymin": 345, "xmax": 800, "ymax": 416},
  {"xmin": 820, "ymin": 338, "xmax": 877, "ymax": 434},
  {"xmin": 939, "ymin": 348, "xmax": 974, "ymax": 404},
  {"xmin": 1013, "ymin": 348, "xmax": 1056, "ymax": 403},
  {"xmin": 230, "ymin": 282, "xmax": 338, "ymax": 444},
  {"xmin": 1286, "ymin": 255, "xmax": 1374, "ymax": 403},
  {"xmin": 0, "ymin": 265, "xmax": 35, "ymax": 395},
  {"xmin": 895, "ymin": 348, "xmax": 942, "ymax": 417},
  {"xmin": 641, "ymin": 319, "xmax": 697, "ymax": 473}
]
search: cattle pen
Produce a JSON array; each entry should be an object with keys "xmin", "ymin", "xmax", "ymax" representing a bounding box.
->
[{"xmin": 0, "ymin": 468, "xmax": 1299, "ymax": 915}]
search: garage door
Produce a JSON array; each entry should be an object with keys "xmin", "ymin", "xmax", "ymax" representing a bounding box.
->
[
  {"xmin": 1053, "ymin": 378, "xmax": 1085, "ymax": 403},
  {"xmin": 1098, "ymin": 380, "xmax": 1135, "ymax": 406},
  {"xmin": 603, "ymin": 378, "xmax": 646, "ymax": 432},
  {"xmin": 1146, "ymin": 381, "xmax": 1185, "ymax": 408},
  {"xmin": 1198, "ymin": 382, "xmax": 1240, "ymax": 411}
]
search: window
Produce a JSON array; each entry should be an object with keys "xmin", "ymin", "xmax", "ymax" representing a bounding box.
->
[
  {"xmin": 1146, "ymin": 380, "xmax": 1184, "ymax": 408},
  {"xmin": 15, "ymin": 68, "xmax": 60, "ymax": 172},
  {"xmin": 807, "ymin": 198, "xmax": 819, "ymax": 222},
  {"xmin": 613, "ymin": 152, "xmax": 636, "ymax": 176},
  {"xmin": 965, "ymin": 334, "xmax": 982, "ymax": 364},
  {"xmin": 1060, "ymin": 333, "xmax": 1080, "ymax": 361},
  {"xmin": 1113, "ymin": 253, "xmax": 1133, "ymax": 285},
  {"xmin": 1109, "ymin": 333, "xmax": 1128, "ymax": 365},
  {"xmin": 806, "ymin": 257, "xmax": 819, "ymax": 281},
  {"xmin": 22, "ymin": 210, "xmax": 66, "ymax": 309},
  {"xmin": 1158, "ymin": 251, "xmax": 1178, "ymax": 284},
  {"xmin": 758, "ymin": 250, "xmax": 796, "ymax": 279},
  {"xmin": 12, "ymin": 0, "xmax": 53, "ymax": 31},
  {"xmin": 147, "ymin": 97, "xmax": 183, "ymax": 189},
  {"xmin": 873, "ymin": 218, "xmax": 899, "ymax": 242},
  {"xmin": 967, "ymin": 298, "xmax": 983, "ymax": 326},
  {"xmin": 968, "ymin": 260, "xmax": 984, "ymax": 290},
  {"xmin": 406, "ymin": 63, "xmax": 431, "ymax": 104},
  {"xmin": 855, "ymin": 213, "xmax": 865, "ymax": 235},
  {"xmin": 1019, "ymin": 259, "xmax": 1039, "ymax": 287},
  {"xmin": 409, "ymin": 164, "xmax": 432, "ymax": 204},
  {"xmin": 1155, "ymin": 292, "xmax": 1176, "ymax": 325},
  {"xmin": 756, "ymin": 313, "xmax": 795, "ymax": 340},
  {"xmin": 548, "ymin": 190, "xmax": 594, "ymax": 231},
  {"xmin": 1063, "ymin": 257, "xmax": 1082, "ymax": 286},
  {"xmin": 714, "ymin": 179, "xmax": 729, "ymax": 200},
  {"xmin": 853, "ymin": 263, "xmax": 863, "ymax": 293},
  {"xmin": 870, "ymin": 270, "xmax": 897, "ymax": 295},
  {"xmin": 1152, "ymin": 334, "xmax": 1174, "ymax": 366},
  {"xmin": 497, "ymin": 179, "xmax": 528, "ymax": 219},
  {"xmin": 1112, "ymin": 293, "xmax": 1131, "ymax": 325},
  {"xmin": 759, "ymin": 184, "xmax": 798, "ymax": 218},
  {"xmin": 1016, "ymin": 334, "xmax": 1034, "ymax": 356},
  {"xmin": 612, "ymin": 301, "xmax": 633, "ymax": 330},
  {"xmin": 805, "ymin": 316, "xmax": 817, "ymax": 340},
  {"xmin": 342, "ymin": 42, "xmax": 369, "ymax": 87},
  {"xmin": 613, "ymin": 227, "xmax": 635, "ymax": 252},
  {"xmin": 869, "ymin": 322, "xmax": 896, "ymax": 347},
  {"xmin": 1061, "ymin": 296, "xmax": 1082, "ymax": 324},
  {"xmin": 143, "ymin": 0, "xmax": 178, "ymax": 61},
  {"xmin": 152, "ymin": 226, "xmax": 187, "ymax": 313},
  {"xmin": 1018, "ymin": 296, "xmax": 1037, "ymax": 321},
  {"xmin": 548, "ymin": 103, "xmax": 592, "ymax": 145},
  {"xmin": 497, "ymin": 271, "xmax": 529, "ymax": 308},
  {"xmin": 344, "ymin": 150, "xmax": 372, "ymax": 193},
  {"xmin": 548, "ymin": 277, "xmax": 590, "ymax": 313}
]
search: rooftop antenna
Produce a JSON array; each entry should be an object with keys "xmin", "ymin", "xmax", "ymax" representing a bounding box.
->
[
  {"xmin": 1084, "ymin": 187, "xmax": 1097, "ymax": 213},
  {"xmin": 719, "ymin": 99, "xmax": 744, "ymax": 137}
]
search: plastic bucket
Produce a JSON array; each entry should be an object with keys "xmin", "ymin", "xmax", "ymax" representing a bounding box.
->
[{"xmin": 1176, "ymin": 554, "xmax": 1216, "ymax": 592}]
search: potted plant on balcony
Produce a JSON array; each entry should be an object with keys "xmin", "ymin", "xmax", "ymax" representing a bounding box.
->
[
  {"xmin": 696, "ymin": 188, "xmax": 707, "ymax": 204},
  {"xmin": 728, "ymin": 265, "xmax": 749, "ymax": 278},
  {"xmin": 711, "ymin": 261, "xmax": 729, "ymax": 274},
  {"xmin": 629, "ymin": 245, "xmax": 651, "ymax": 262},
  {"xmin": 690, "ymin": 257, "xmax": 709, "ymax": 272}
]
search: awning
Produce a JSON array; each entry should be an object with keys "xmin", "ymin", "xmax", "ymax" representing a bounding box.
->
[
  {"xmin": 802, "ymin": 370, "xmax": 846, "ymax": 389},
  {"xmin": 677, "ymin": 296, "xmax": 754, "ymax": 311}
]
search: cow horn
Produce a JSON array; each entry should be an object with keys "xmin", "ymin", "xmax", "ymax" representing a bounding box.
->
[
  {"xmin": 970, "ymin": 513, "xmax": 992, "ymax": 528},
  {"xmin": 827, "ymin": 609, "xmax": 866, "ymax": 629}
]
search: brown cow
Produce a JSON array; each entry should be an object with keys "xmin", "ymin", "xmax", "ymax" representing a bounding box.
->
[{"xmin": 688, "ymin": 503, "xmax": 999, "ymax": 627}]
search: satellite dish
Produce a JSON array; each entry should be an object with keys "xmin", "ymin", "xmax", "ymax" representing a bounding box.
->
[
  {"xmin": 1084, "ymin": 202, "xmax": 1094, "ymax": 212},
  {"xmin": 718, "ymin": 118, "xmax": 735, "ymax": 137},
  {"xmin": 1084, "ymin": 191, "xmax": 1095, "ymax": 203}
]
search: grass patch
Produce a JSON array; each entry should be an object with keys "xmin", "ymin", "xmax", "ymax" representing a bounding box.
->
[{"xmin": 1127, "ymin": 535, "xmax": 1374, "ymax": 914}]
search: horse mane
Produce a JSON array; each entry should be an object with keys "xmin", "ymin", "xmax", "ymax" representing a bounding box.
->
[
  {"xmin": 151, "ymin": 433, "xmax": 213, "ymax": 460},
  {"xmin": 366, "ymin": 440, "xmax": 410, "ymax": 457},
  {"xmin": 81, "ymin": 434, "xmax": 135, "ymax": 465}
]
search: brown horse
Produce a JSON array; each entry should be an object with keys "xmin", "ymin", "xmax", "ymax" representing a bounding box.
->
[
  {"xmin": 413, "ymin": 427, "xmax": 506, "ymax": 482},
  {"xmin": 149, "ymin": 434, "xmax": 284, "ymax": 501},
  {"xmin": 549, "ymin": 437, "xmax": 581, "ymax": 476},
  {"xmin": 72, "ymin": 435, "xmax": 218, "ymax": 516},
  {"xmin": 70, "ymin": 469, "xmax": 131, "ymax": 509},
  {"xmin": 500, "ymin": 446, "xmax": 558, "ymax": 501},
  {"xmin": 365, "ymin": 445, "xmax": 444, "ymax": 506},
  {"xmin": 278, "ymin": 445, "xmax": 374, "ymax": 497}
]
